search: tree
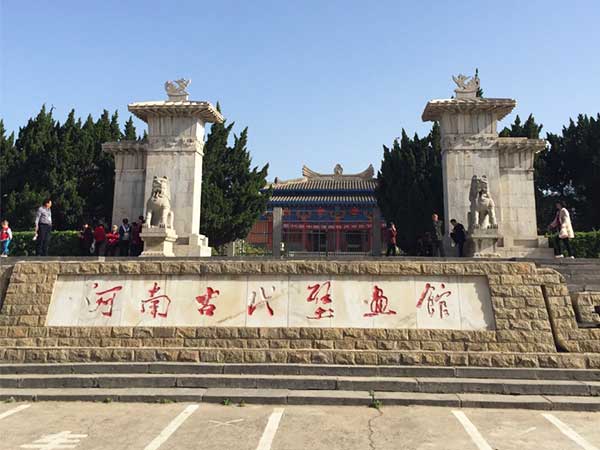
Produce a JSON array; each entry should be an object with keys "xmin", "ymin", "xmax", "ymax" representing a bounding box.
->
[
  {"xmin": 123, "ymin": 116, "xmax": 137, "ymax": 140},
  {"xmin": 200, "ymin": 105, "xmax": 270, "ymax": 248},
  {"xmin": 375, "ymin": 125, "xmax": 443, "ymax": 253},
  {"xmin": 540, "ymin": 114, "xmax": 600, "ymax": 231},
  {"xmin": 0, "ymin": 107, "xmax": 125, "ymax": 230}
]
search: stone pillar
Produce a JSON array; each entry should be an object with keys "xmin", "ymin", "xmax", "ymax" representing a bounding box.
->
[
  {"xmin": 371, "ymin": 207, "xmax": 382, "ymax": 256},
  {"xmin": 102, "ymin": 142, "xmax": 147, "ymax": 225},
  {"xmin": 272, "ymin": 207, "xmax": 283, "ymax": 257},
  {"xmin": 107, "ymin": 79, "xmax": 224, "ymax": 257},
  {"xmin": 422, "ymin": 73, "xmax": 551, "ymax": 258}
]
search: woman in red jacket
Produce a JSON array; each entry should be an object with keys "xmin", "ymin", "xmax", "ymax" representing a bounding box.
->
[
  {"xmin": 106, "ymin": 224, "xmax": 120, "ymax": 257},
  {"xmin": 93, "ymin": 222, "xmax": 107, "ymax": 256}
]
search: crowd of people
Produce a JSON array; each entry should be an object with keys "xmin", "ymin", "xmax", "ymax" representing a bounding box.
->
[
  {"xmin": 384, "ymin": 201, "xmax": 576, "ymax": 259},
  {"xmin": 0, "ymin": 198, "xmax": 579, "ymax": 259},
  {"xmin": 79, "ymin": 216, "xmax": 145, "ymax": 257}
]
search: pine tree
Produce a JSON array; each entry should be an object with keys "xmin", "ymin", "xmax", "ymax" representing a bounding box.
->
[
  {"xmin": 376, "ymin": 124, "xmax": 444, "ymax": 254},
  {"xmin": 200, "ymin": 105, "xmax": 270, "ymax": 248},
  {"xmin": 123, "ymin": 116, "xmax": 137, "ymax": 140}
]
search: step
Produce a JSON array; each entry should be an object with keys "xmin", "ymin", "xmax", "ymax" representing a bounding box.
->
[
  {"xmin": 0, "ymin": 373, "xmax": 598, "ymax": 397},
  {"xmin": 0, "ymin": 388, "xmax": 598, "ymax": 411},
  {"xmin": 1, "ymin": 363, "xmax": 600, "ymax": 381}
]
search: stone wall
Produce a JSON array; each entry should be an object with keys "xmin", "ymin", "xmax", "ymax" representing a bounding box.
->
[
  {"xmin": 0, "ymin": 260, "xmax": 598, "ymax": 368},
  {"xmin": 571, "ymin": 292, "xmax": 600, "ymax": 324}
]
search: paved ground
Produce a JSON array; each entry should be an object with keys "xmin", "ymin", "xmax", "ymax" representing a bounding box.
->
[{"xmin": 0, "ymin": 401, "xmax": 599, "ymax": 450}]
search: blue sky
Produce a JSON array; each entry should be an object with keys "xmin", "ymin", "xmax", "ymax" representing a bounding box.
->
[{"xmin": 1, "ymin": 0, "xmax": 599, "ymax": 180}]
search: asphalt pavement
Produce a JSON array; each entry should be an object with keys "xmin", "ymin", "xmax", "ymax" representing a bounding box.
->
[{"xmin": 0, "ymin": 401, "xmax": 599, "ymax": 450}]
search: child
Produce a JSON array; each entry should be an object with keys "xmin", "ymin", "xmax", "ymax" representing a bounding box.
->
[{"xmin": 1, "ymin": 220, "xmax": 13, "ymax": 257}]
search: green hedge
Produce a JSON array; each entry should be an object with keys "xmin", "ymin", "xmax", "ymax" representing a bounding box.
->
[
  {"xmin": 548, "ymin": 230, "xmax": 600, "ymax": 258},
  {"xmin": 8, "ymin": 231, "xmax": 80, "ymax": 256}
]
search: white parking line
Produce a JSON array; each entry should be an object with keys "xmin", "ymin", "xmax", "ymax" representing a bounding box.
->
[
  {"xmin": 0, "ymin": 404, "xmax": 31, "ymax": 420},
  {"xmin": 542, "ymin": 413, "xmax": 599, "ymax": 450},
  {"xmin": 256, "ymin": 408, "xmax": 285, "ymax": 450},
  {"xmin": 143, "ymin": 404, "xmax": 199, "ymax": 450},
  {"xmin": 451, "ymin": 410, "xmax": 493, "ymax": 450}
]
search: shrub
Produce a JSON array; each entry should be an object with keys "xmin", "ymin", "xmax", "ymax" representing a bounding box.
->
[
  {"xmin": 9, "ymin": 231, "xmax": 80, "ymax": 256},
  {"xmin": 548, "ymin": 230, "xmax": 600, "ymax": 258}
]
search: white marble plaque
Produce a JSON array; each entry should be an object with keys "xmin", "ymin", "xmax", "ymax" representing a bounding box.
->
[{"xmin": 47, "ymin": 274, "xmax": 495, "ymax": 330}]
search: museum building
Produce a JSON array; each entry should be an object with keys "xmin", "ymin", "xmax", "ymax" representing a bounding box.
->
[{"xmin": 247, "ymin": 164, "xmax": 384, "ymax": 255}]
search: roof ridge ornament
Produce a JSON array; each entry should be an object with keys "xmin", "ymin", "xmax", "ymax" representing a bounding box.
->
[
  {"xmin": 302, "ymin": 164, "xmax": 374, "ymax": 180},
  {"xmin": 452, "ymin": 72, "xmax": 480, "ymax": 99},
  {"xmin": 165, "ymin": 78, "xmax": 191, "ymax": 101}
]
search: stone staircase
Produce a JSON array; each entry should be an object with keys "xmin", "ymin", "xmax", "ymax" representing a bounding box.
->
[
  {"xmin": 535, "ymin": 259, "xmax": 600, "ymax": 326},
  {"xmin": 536, "ymin": 258, "xmax": 600, "ymax": 293},
  {"xmin": 0, "ymin": 363, "xmax": 599, "ymax": 410}
]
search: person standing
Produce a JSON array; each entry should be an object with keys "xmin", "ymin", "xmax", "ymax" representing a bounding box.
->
[
  {"xmin": 78, "ymin": 223, "xmax": 94, "ymax": 256},
  {"xmin": 549, "ymin": 201, "xmax": 575, "ymax": 258},
  {"xmin": 0, "ymin": 220, "xmax": 13, "ymax": 257},
  {"xmin": 130, "ymin": 220, "xmax": 142, "ymax": 256},
  {"xmin": 93, "ymin": 222, "xmax": 107, "ymax": 256},
  {"xmin": 118, "ymin": 218, "xmax": 131, "ymax": 256},
  {"xmin": 430, "ymin": 213, "xmax": 446, "ymax": 257},
  {"xmin": 385, "ymin": 222, "xmax": 398, "ymax": 256},
  {"xmin": 106, "ymin": 225, "xmax": 120, "ymax": 256},
  {"xmin": 450, "ymin": 219, "xmax": 467, "ymax": 257},
  {"xmin": 34, "ymin": 198, "xmax": 52, "ymax": 256}
]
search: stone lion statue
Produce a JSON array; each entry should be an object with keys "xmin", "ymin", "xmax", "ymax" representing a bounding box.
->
[
  {"xmin": 145, "ymin": 176, "xmax": 174, "ymax": 229},
  {"xmin": 469, "ymin": 175, "xmax": 497, "ymax": 229}
]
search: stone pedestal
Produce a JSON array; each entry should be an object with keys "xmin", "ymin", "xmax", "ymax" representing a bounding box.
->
[
  {"xmin": 103, "ymin": 79, "xmax": 223, "ymax": 257},
  {"xmin": 140, "ymin": 227, "xmax": 178, "ymax": 257},
  {"xmin": 468, "ymin": 229, "xmax": 501, "ymax": 258}
]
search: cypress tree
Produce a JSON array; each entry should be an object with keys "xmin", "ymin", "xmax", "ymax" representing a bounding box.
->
[
  {"xmin": 123, "ymin": 116, "xmax": 137, "ymax": 140},
  {"xmin": 200, "ymin": 104, "xmax": 270, "ymax": 248}
]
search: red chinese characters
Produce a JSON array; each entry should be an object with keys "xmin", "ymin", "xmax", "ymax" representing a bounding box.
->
[
  {"xmin": 363, "ymin": 285, "xmax": 396, "ymax": 317},
  {"xmin": 195, "ymin": 287, "xmax": 220, "ymax": 316},
  {"xmin": 140, "ymin": 282, "xmax": 172, "ymax": 319},
  {"xmin": 306, "ymin": 281, "xmax": 334, "ymax": 319},
  {"xmin": 87, "ymin": 283, "xmax": 122, "ymax": 317},
  {"xmin": 248, "ymin": 286, "xmax": 276, "ymax": 316},
  {"xmin": 416, "ymin": 282, "xmax": 451, "ymax": 319}
]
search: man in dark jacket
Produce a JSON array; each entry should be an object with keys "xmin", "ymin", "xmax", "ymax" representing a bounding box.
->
[
  {"xmin": 450, "ymin": 219, "xmax": 467, "ymax": 257},
  {"xmin": 430, "ymin": 213, "xmax": 445, "ymax": 257}
]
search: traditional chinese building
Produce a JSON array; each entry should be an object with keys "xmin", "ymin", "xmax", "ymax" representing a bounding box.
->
[{"xmin": 247, "ymin": 164, "xmax": 383, "ymax": 256}]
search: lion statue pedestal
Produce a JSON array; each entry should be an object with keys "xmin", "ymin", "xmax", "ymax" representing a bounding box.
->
[
  {"xmin": 140, "ymin": 227, "xmax": 178, "ymax": 257},
  {"xmin": 140, "ymin": 176, "xmax": 178, "ymax": 257}
]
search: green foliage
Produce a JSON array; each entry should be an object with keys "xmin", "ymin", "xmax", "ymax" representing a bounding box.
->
[
  {"xmin": 540, "ymin": 114, "xmax": 600, "ymax": 232},
  {"xmin": 375, "ymin": 124, "xmax": 443, "ymax": 254},
  {"xmin": 548, "ymin": 231, "xmax": 600, "ymax": 258},
  {"xmin": 8, "ymin": 231, "xmax": 80, "ymax": 256},
  {"xmin": 503, "ymin": 112, "xmax": 600, "ymax": 232},
  {"xmin": 0, "ymin": 107, "xmax": 132, "ymax": 231},
  {"xmin": 368, "ymin": 390, "xmax": 382, "ymax": 410},
  {"xmin": 201, "ymin": 104, "xmax": 270, "ymax": 247},
  {"xmin": 123, "ymin": 116, "xmax": 138, "ymax": 141}
]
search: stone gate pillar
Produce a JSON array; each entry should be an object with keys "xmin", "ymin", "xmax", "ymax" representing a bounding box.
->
[
  {"xmin": 422, "ymin": 73, "xmax": 551, "ymax": 258},
  {"xmin": 104, "ymin": 79, "xmax": 224, "ymax": 256}
]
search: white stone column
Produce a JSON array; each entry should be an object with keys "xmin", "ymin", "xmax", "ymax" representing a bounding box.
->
[{"xmin": 272, "ymin": 207, "xmax": 283, "ymax": 257}]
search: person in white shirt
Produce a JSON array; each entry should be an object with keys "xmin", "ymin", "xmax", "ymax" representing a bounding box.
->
[
  {"xmin": 34, "ymin": 198, "xmax": 53, "ymax": 256},
  {"xmin": 548, "ymin": 200, "xmax": 575, "ymax": 258}
]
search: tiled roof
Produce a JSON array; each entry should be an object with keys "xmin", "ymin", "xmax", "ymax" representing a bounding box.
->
[
  {"xmin": 273, "ymin": 178, "xmax": 377, "ymax": 191},
  {"xmin": 270, "ymin": 194, "xmax": 376, "ymax": 206},
  {"xmin": 422, "ymin": 98, "xmax": 516, "ymax": 122}
]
